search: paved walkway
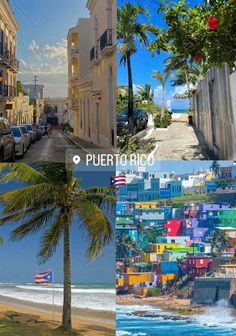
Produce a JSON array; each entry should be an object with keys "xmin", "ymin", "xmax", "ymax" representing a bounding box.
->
[{"xmin": 147, "ymin": 122, "xmax": 208, "ymax": 160}]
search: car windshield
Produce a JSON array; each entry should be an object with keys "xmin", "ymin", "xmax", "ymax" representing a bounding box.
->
[
  {"xmin": 20, "ymin": 127, "xmax": 27, "ymax": 134},
  {"xmin": 12, "ymin": 128, "xmax": 21, "ymax": 137},
  {"xmin": 26, "ymin": 125, "xmax": 33, "ymax": 131}
]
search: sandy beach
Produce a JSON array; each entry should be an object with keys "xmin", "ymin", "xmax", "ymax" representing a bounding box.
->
[
  {"xmin": 0, "ymin": 295, "xmax": 115, "ymax": 335},
  {"xmin": 117, "ymin": 294, "xmax": 205, "ymax": 315}
]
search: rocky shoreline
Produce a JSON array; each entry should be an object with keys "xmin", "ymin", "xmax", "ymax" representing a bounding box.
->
[{"xmin": 117, "ymin": 294, "xmax": 205, "ymax": 315}]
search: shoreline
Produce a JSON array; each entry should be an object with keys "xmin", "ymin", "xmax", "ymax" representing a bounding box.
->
[
  {"xmin": 116, "ymin": 294, "xmax": 205, "ymax": 315},
  {"xmin": 0, "ymin": 295, "xmax": 115, "ymax": 335}
]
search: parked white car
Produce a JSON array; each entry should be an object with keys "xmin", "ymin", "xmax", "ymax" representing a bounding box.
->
[
  {"xmin": 11, "ymin": 126, "xmax": 28, "ymax": 158},
  {"xmin": 19, "ymin": 126, "xmax": 31, "ymax": 149}
]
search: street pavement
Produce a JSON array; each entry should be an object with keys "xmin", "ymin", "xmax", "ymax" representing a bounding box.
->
[{"xmin": 18, "ymin": 130, "xmax": 79, "ymax": 163}]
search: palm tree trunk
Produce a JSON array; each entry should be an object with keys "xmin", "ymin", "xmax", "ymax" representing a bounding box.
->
[
  {"xmin": 161, "ymin": 84, "xmax": 165, "ymax": 119},
  {"xmin": 127, "ymin": 52, "xmax": 134, "ymax": 125},
  {"xmin": 62, "ymin": 221, "xmax": 72, "ymax": 331}
]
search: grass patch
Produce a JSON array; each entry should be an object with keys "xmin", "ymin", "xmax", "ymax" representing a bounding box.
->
[
  {"xmin": 0, "ymin": 319, "xmax": 78, "ymax": 336},
  {"xmin": 155, "ymin": 194, "xmax": 216, "ymax": 206}
]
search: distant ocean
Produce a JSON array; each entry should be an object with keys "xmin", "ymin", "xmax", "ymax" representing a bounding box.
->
[
  {"xmin": 171, "ymin": 108, "xmax": 189, "ymax": 114},
  {"xmin": 0, "ymin": 283, "xmax": 115, "ymax": 312},
  {"xmin": 117, "ymin": 301, "xmax": 236, "ymax": 335}
]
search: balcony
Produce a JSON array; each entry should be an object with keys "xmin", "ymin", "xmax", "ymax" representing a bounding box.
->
[
  {"xmin": 100, "ymin": 29, "xmax": 113, "ymax": 54},
  {"xmin": 71, "ymin": 48, "xmax": 79, "ymax": 54},
  {"xmin": 90, "ymin": 46, "xmax": 98, "ymax": 62},
  {"xmin": 0, "ymin": 48, "xmax": 19, "ymax": 72},
  {"xmin": 0, "ymin": 84, "xmax": 17, "ymax": 98},
  {"xmin": 69, "ymin": 97, "xmax": 79, "ymax": 108}
]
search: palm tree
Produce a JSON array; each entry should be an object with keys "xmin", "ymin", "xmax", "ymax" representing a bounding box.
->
[
  {"xmin": 0, "ymin": 236, "xmax": 3, "ymax": 245},
  {"xmin": 152, "ymin": 70, "xmax": 170, "ymax": 118},
  {"xmin": 116, "ymin": 234, "xmax": 141, "ymax": 268},
  {"xmin": 137, "ymin": 84, "xmax": 154, "ymax": 103},
  {"xmin": 0, "ymin": 163, "xmax": 115, "ymax": 331},
  {"xmin": 211, "ymin": 160, "xmax": 221, "ymax": 178},
  {"xmin": 118, "ymin": 3, "xmax": 153, "ymax": 127},
  {"xmin": 211, "ymin": 229, "xmax": 232, "ymax": 258}
]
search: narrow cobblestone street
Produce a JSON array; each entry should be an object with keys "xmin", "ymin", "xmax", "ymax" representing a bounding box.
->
[{"xmin": 148, "ymin": 122, "xmax": 208, "ymax": 160}]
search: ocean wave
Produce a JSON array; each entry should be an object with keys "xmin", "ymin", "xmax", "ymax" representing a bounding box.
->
[{"xmin": 15, "ymin": 285, "xmax": 115, "ymax": 294}]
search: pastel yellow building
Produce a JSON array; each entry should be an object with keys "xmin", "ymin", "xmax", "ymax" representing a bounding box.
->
[
  {"xmin": 68, "ymin": 0, "xmax": 116, "ymax": 148},
  {"xmin": 135, "ymin": 203, "xmax": 158, "ymax": 209},
  {"xmin": 148, "ymin": 243, "xmax": 182, "ymax": 254},
  {"xmin": 0, "ymin": 0, "xmax": 19, "ymax": 122},
  {"xmin": 123, "ymin": 273, "xmax": 154, "ymax": 286}
]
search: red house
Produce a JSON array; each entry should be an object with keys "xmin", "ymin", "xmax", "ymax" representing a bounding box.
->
[
  {"xmin": 164, "ymin": 219, "xmax": 183, "ymax": 236},
  {"xmin": 184, "ymin": 255, "xmax": 212, "ymax": 278}
]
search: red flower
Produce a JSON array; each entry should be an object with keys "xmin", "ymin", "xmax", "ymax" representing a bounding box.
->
[
  {"xmin": 207, "ymin": 16, "xmax": 220, "ymax": 31},
  {"xmin": 193, "ymin": 52, "xmax": 201, "ymax": 61}
]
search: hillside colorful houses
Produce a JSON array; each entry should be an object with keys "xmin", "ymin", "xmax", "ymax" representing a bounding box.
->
[{"xmin": 116, "ymin": 163, "xmax": 236, "ymax": 300}]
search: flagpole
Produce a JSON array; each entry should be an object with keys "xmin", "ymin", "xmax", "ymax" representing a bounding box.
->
[{"xmin": 52, "ymin": 271, "xmax": 55, "ymax": 321}]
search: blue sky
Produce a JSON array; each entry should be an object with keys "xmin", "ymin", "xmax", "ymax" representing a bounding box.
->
[
  {"xmin": 0, "ymin": 170, "xmax": 115, "ymax": 284},
  {"xmin": 117, "ymin": 0, "xmax": 203, "ymax": 109},
  {"xmin": 10, "ymin": 0, "xmax": 89, "ymax": 97}
]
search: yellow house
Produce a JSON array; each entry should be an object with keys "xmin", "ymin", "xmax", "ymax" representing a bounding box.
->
[
  {"xmin": 0, "ymin": 0, "xmax": 19, "ymax": 122},
  {"xmin": 135, "ymin": 203, "xmax": 158, "ymax": 209},
  {"xmin": 148, "ymin": 243, "xmax": 182, "ymax": 254},
  {"xmin": 68, "ymin": 0, "xmax": 116, "ymax": 148},
  {"xmin": 123, "ymin": 273, "xmax": 154, "ymax": 286}
]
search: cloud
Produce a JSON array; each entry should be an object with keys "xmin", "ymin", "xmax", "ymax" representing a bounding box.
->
[
  {"xmin": 43, "ymin": 39, "xmax": 67, "ymax": 59},
  {"xmin": 29, "ymin": 40, "xmax": 40, "ymax": 55}
]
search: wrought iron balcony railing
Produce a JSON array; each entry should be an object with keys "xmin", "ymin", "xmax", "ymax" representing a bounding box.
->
[
  {"xmin": 0, "ymin": 47, "xmax": 19, "ymax": 72},
  {"xmin": 100, "ymin": 29, "xmax": 113, "ymax": 51}
]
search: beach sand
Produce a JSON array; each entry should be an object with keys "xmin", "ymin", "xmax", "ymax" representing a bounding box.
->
[{"xmin": 0, "ymin": 295, "xmax": 115, "ymax": 335}]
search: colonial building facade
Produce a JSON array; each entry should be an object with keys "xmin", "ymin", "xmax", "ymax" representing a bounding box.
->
[
  {"xmin": 0, "ymin": 0, "xmax": 19, "ymax": 121},
  {"xmin": 68, "ymin": 0, "xmax": 116, "ymax": 148}
]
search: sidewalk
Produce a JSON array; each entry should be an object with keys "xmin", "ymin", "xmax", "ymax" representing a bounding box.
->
[{"xmin": 147, "ymin": 122, "xmax": 209, "ymax": 160}]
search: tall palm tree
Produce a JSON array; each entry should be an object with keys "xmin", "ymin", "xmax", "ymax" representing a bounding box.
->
[
  {"xmin": 0, "ymin": 163, "xmax": 115, "ymax": 331},
  {"xmin": 137, "ymin": 84, "xmax": 154, "ymax": 103},
  {"xmin": 152, "ymin": 70, "xmax": 169, "ymax": 118},
  {"xmin": 117, "ymin": 3, "xmax": 153, "ymax": 127}
]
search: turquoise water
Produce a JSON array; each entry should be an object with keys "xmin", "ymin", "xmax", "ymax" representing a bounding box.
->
[
  {"xmin": 171, "ymin": 108, "xmax": 189, "ymax": 113},
  {"xmin": 117, "ymin": 301, "xmax": 236, "ymax": 336}
]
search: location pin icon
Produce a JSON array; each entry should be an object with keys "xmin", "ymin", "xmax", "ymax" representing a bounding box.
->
[{"xmin": 73, "ymin": 155, "xmax": 81, "ymax": 165}]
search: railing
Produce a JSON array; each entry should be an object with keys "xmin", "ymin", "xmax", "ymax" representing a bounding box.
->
[
  {"xmin": 0, "ymin": 84, "xmax": 17, "ymax": 97},
  {"xmin": 100, "ymin": 29, "xmax": 113, "ymax": 51},
  {"xmin": 0, "ymin": 48, "xmax": 19, "ymax": 72}
]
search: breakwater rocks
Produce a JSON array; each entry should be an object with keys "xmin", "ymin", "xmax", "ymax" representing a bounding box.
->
[{"xmin": 130, "ymin": 311, "xmax": 192, "ymax": 322}]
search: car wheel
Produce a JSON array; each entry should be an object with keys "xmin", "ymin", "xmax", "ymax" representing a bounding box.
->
[
  {"xmin": 11, "ymin": 145, "xmax": 16, "ymax": 162},
  {"xmin": 132, "ymin": 125, "xmax": 137, "ymax": 136},
  {"xmin": 0, "ymin": 147, "xmax": 4, "ymax": 162},
  {"xmin": 21, "ymin": 145, "xmax": 25, "ymax": 159}
]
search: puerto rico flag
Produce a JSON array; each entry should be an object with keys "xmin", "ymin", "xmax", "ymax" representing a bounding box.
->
[
  {"xmin": 34, "ymin": 271, "xmax": 53, "ymax": 285},
  {"xmin": 111, "ymin": 175, "xmax": 126, "ymax": 187}
]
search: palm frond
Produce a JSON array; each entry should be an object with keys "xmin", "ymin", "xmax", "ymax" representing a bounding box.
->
[
  {"xmin": 38, "ymin": 214, "xmax": 64, "ymax": 264},
  {"xmin": 75, "ymin": 200, "xmax": 113, "ymax": 260},
  {"xmin": 0, "ymin": 163, "xmax": 47, "ymax": 184},
  {"xmin": 10, "ymin": 208, "xmax": 56, "ymax": 241}
]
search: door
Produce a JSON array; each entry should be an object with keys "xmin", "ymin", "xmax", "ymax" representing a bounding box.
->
[{"xmin": 96, "ymin": 102, "xmax": 100, "ymax": 144}]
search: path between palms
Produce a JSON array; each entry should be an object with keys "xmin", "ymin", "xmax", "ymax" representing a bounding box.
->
[{"xmin": 145, "ymin": 122, "xmax": 208, "ymax": 160}]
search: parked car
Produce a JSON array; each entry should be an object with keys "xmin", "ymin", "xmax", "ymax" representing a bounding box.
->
[
  {"xmin": 117, "ymin": 109, "xmax": 148, "ymax": 135},
  {"xmin": 11, "ymin": 126, "xmax": 28, "ymax": 158},
  {"xmin": 0, "ymin": 118, "xmax": 15, "ymax": 162},
  {"xmin": 22, "ymin": 124, "xmax": 37, "ymax": 143},
  {"xmin": 20, "ymin": 126, "xmax": 31, "ymax": 149},
  {"xmin": 32, "ymin": 123, "xmax": 43, "ymax": 140},
  {"xmin": 40, "ymin": 125, "xmax": 46, "ymax": 136}
]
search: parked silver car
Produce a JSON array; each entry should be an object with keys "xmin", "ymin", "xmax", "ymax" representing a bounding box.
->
[
  {"xmin": 21, "ymin": 124, "xmax": 36, "ymax": 144},
  {"xmin": 0, "ymin": 118, "xmax": 15, "ymax": 162},
  {"xmin": 11, "ymin": 126, "xmax": 28, "ymax": 158},
  {"xmin": 20, "ymin": 126, "xmax": 31, "ymax": 149}
]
